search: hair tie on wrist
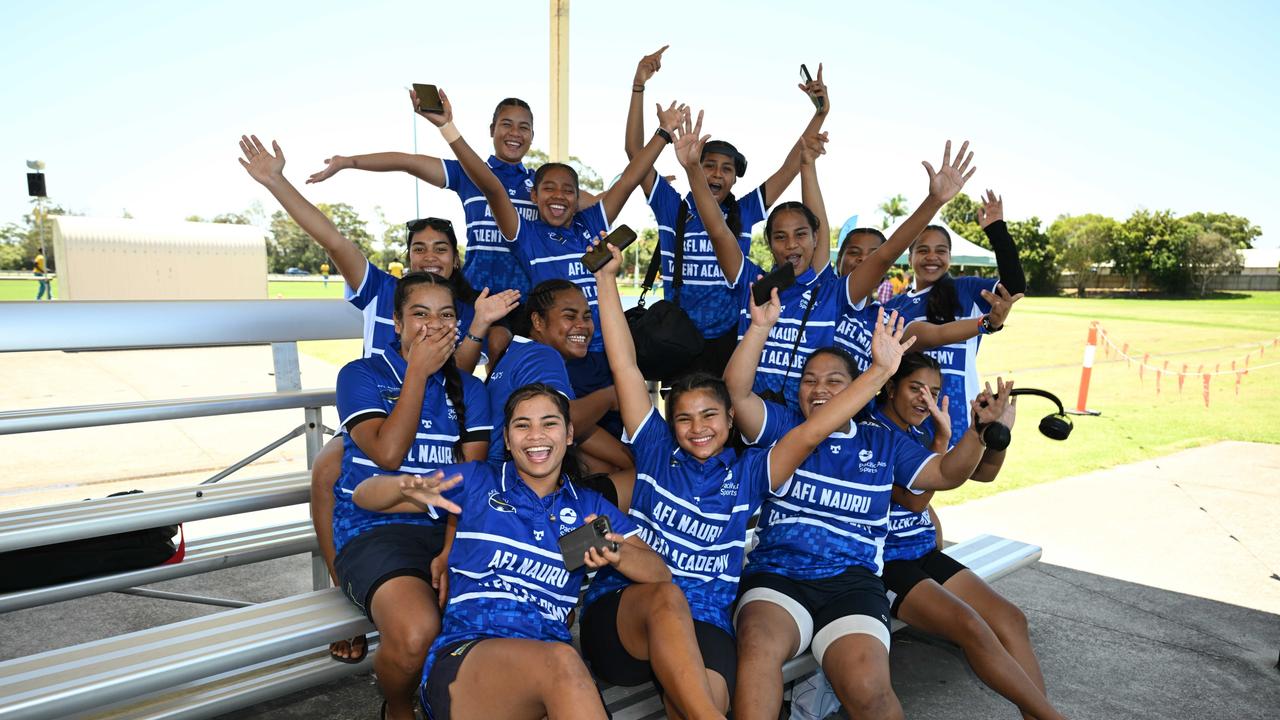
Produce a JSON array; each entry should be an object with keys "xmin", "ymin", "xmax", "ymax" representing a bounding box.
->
[
  {"xmin": 440, "ymin": 122, "xmax": 461, "ymax": 144},
  {"xmin": 632, "ymin": 83, "xmax": 645, "ymax": 93},
  {"xmin": 464, "ymin": 332, "xmax": 484, "ymax": 344}
]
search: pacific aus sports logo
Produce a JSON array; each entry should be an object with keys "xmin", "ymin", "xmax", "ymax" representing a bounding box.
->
[
  {"xmin": 487, "ymin": 490, "xmax": 516, "ymax": 513},
  {"xmin": 558, "ymin": 507, "xmax": 577, "ymax": 524},
  {"xmin": 858, "ymin": 449, "xmax": 873, "ymax": 463}
]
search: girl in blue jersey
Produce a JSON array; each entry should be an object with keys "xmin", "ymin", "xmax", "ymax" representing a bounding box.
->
[
  {"xmin": 425, "ymin": 88, "xmax": 678, "ymax": 404},
  {"xmin": 724, "ymin": 295, "xmax": 1011, "ymax": 720},
  {"xmin": 873, "ymin": 354, "xmax": 1065, "ymax": 720},
  {"xmin": 330, "ymin": 272, "xmax": 493, "ymax": 720},
  {"xmin": 622, "ymin": 47, "xmax": 830, "ymax": 376},
  {"xmin": 238, "ymin": 136, "xmax": 519, "ymax": 665},
  {"xmin": 354, "ymin": 384, "xmax": 672, "ymax": 720},
  {"xmin": 885, "ymin": 190, "xmax": 1028, "ymax": 442}
]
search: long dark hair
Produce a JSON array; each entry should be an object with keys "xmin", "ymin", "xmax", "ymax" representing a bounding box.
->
[
  {"xmin": 405, "ymin": 218, "xmax": 478, "ymax": 304},
  {"xmin": 515, "ymin": 278, "xmax": 580, "ymax": 338},
  {"xmin": 913, "ymin": 225, "xmax": 960, "ymax": 324},
  {"xmin": 502, "ymin": 382, "xmax": 585, "ymax": 484},
  {"xmin": 394, "ymin": 272, "xmax": 469, "ymax": 461},
  {"xmin": 877, "ymin": 352, "xmax": 942, "ymax": 405}
]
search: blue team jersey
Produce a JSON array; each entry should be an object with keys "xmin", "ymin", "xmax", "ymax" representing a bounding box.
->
[
  {"xmin": 424, "ymin": 461, "xmax": 640, "ymax": 685},
  {"xmin": 745, "ymin": 401, "xmax": 936, "ymax": 578},
  {"xmin": 344, "ymin": 260, "xmax": 480, "ymax": 360},
  {"xmin": 484, "ymin": 336, "xmax": 577, "ymax": 465},
  {"xmin": 730, "ymin": 261, "xmax": 846, "ymax": 408},
  {"xmin": 870, "ymin": 407, "xmax": 938, "ymax": 563},
  {"xmin": 584, "ymin": 408, "xmax": 775, "ymax": 635},
  {"xmin": 507, "ymin": 203, "xmax": 610, "ymax": 352},
  {"xmin": 885, "ymin": 276, "xmax": 998, "ymax": 443},
  {"xmin": 331, "ymin": 344, "xmax": 493, "ymax": 554},
  {"xmin": 443, "ymin": 156, "xmax": 537, "ymax": 296},
  {"xmin": 834, "ymin": 295, "xmax": 880, "ymax": 373},
  {"xmin": 647, "ymin": 177, "xmax": 767, "ymax": 338}
]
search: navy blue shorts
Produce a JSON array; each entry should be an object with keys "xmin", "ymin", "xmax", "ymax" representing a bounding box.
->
[
  {"xmin": 333, "ymin": 523, "xmax": 446, "ymax": 621},
  {"xmin": 422, "ymin": 638, "xmax": 485, "ymax": 720},
  {"xmin": 566, "ymin": 350, "xmax": 622, "ymax": 438}
]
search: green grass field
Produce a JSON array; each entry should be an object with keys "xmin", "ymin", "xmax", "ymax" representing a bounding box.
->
[{"xmin": 6, "ymin": 276, "xmax": 1277, "ymax": 501}]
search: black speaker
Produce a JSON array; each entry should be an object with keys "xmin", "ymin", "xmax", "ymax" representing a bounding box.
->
[{"xmin": 27, "ymin": 173, "xmax": 47, "ymax": 198}]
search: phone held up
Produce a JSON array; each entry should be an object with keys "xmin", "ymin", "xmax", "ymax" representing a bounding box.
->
[
  {"xmin": 581, "ymin": 225, "xmax": 638, "ymax": 273},
  {"xmin": 752, "ymin": 262, "xmax": 797, "ymax": 306},
  {"xmin": 558, "ymin": 515, "xmax": 618, "ymax": 572},
  {"xmin": 412, "ymin": 83, "xmax": 444, "ymax": 114},
  {"xmin": 799, "ymin": 64, "xmax": 824, "ymax": 112}
]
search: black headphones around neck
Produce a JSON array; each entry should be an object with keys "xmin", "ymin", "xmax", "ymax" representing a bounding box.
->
[{"xmin": 976, "ymin": 388, "xmax": 1073, "ymax": 451}]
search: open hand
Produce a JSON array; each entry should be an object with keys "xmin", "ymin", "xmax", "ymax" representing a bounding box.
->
[
  {"xmin": 237, "ymin": 135, "xmax": 285, "ymax": 185},
  {"xmin": 923, "ymin": 140, "xmax": 976, "ymax": 204},
  {"xmin": 473, "ymin": 288, "xmax": 522, "ymax": 326},
  {"xmin": 800, "ymin": 131, "xmax": 829, "ymax": 166},
  {"xmin": 982, "ymin": 285, "xmax": 1023, "ymax": 329},
  {"xmin": 972, "ymin": 378, "xmax": 1013, "ymax": 427},
  {"xmin": 306, "ymin": 155, "xmax": 351, "ymax": 185},
  {"xmin": 411, "ymin": 87, "xmax": 454, "ymax": 127},
  {"xmin": 655, "ymin": 100, "xmax": 688, "ymax": 135},
  {"xmin": 870, "ymin": 307, "xmax": 917, "ymax": 374},
  {"xmin": 798, "ymin": 62, "xmax": 829, "ymax": 116},
  {"xmin": 634, "ymin": 45, "xmax": 669, "ymax": 85},
  {"xmin": 923, "ymin": 391, "xmax": 952, "ymax": 446},
  {"xmin": 673, "ymin": 109, "xmax": 708, "ymax": 169},
  {"xmin": 398, "ymin": 472, "xmax": 463, "ymax": 514},
  {"xmin": 976, "ymin": 189, "xmax": 1003, "ymax": 228}
]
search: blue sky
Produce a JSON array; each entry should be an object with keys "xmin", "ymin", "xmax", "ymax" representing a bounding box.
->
[{"xmin": 1, "ymin": 0, "xmax": 1276, "ymax": 248}]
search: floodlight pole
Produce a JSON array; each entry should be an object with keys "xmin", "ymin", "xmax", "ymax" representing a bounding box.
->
[{"xmin": 549, "ymin": 0, "xmax": 570, "ymax": 162}]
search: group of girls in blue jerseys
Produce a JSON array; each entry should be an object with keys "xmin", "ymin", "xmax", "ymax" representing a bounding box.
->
[{"xmin": 237, "ymin": 43, "xmax": 1061, "ymax": 720}]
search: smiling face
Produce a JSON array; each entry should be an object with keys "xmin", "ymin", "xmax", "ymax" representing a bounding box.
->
[
  {"xmin": 530, "ymin": 165, "xmax": 579, "ymax": 228},
  {"xmin": 838, "ymin": 232, "xmax": 885, "ymax": 277},
  {"xmin": 393, "ymin": 283, "xmax": 457, "ymax": 353},
  {"xmin": 408, "ymin": 227, "xmax": 459, "ymax": 278},
  {"xmin": 529, "ymin": 287, "xmax": 593, "ymax": 360},
  {"xmin": 505, "ymin": 393, "xmax": 573, "ymax": 485},
  {"xmin": 491, "ymin": 105, "xmax": 534, "ymax": 164},
  {"xmin": 701, "ymin": 151, "xmax": 738, "ymax": 204},
  {"xmin": 797, "ymin": 351, "xmax": 856, "ymax": 420},
  {"xmin": 669, "ymin": 388, "xmax": 732, "ymax": 462},
  {"xmin": 769, "ymin": 207, "xmax": 817, "ymax": 276},
  {"xmin": 886, "ymin": 367, "xmax": 943, "ymax": 428},
  {"xmin": 911, "ymin": 228, "xmax": 952, "ymax": 288}
]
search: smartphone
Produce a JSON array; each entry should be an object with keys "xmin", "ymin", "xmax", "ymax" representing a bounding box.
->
[
  {"xmin": 800, "ymin": 64, "xmax": 824, "ymax": 112},
  {"xmin": 752, "ymin": 263, "xmax": 796, "ymax": 306},
  {"xmin": 581, "ymin": 225, "xmax": 638, "ymax": 273},
  {"xmin": 412, "ymin": 83, "xmax": 444, "ymax": 114},
  {"xmin": 558, "ymin": 515, "xmax": 618, "ymax": 572}
]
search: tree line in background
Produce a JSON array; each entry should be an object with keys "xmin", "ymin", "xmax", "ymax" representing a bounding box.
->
[{"xmin": 0, "ymin": 185, "xmax": 1262, "ymax": 297}]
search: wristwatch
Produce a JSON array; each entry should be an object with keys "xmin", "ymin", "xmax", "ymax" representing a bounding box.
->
[{"xmin": 979, "ymin": 315, "xmax": 1003, "ymax": 335}]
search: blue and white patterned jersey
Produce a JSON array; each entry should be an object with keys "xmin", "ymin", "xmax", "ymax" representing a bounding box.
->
[
  {"xmin": 424, "ymin": 461, "xmax": 639, "ymax": 679},
  {"xmin": 730, "ymin": 261, "xmax": 844, "ymax": 408},
  {"xmin": 443, "ymin": 156, "xmax": 537, "ymax": 296},
  {"xmin": 833, "ymin": 295, "xmax": 880, "ymax": 373},
  {"xmin": 870, "ymin": 407, "xmax": 938, "ymax": 563},
  {"xmin": 331, "ymin": 344, "xmax": 493, "ymax": 554},
  {"xmin": 484, "ymin": 336, "xmax": 576, "ymax": 466},
  {"xmin": 584, "ymin": 408, "xmax": 775, "ymax": 635},
  {"xmin": 647, "ymin": 176, "xmax": 767, "ymax": 338},
  {"xmin": 344, "ymin": 259, "xmax": 479, "ymax": 360},
  {"xmin": 885, "ymin": 276, "xmax": 997, "ymax": 443},
  {"xmin": 744, "ymin": 401, "xmax": 936, "ymax": 578}
]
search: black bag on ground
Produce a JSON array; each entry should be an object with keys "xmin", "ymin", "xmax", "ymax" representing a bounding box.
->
[
  {"xmin": 625, "ymin": 210, "xmax": 705, "ymax": 381},
  {"xmin": 0, "ymin": 490, "xmax": 183, "ymax": 593}
]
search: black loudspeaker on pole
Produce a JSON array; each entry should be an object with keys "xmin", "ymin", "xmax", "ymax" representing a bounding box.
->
[{"xmin": 27, "ymin": 173, "xmax": 47, "ymax": 198}]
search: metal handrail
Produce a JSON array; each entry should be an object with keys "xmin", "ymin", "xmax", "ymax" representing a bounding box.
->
[
  {"xmin": 0, "ymin": 299, "xmax": 361, "ymax": 352},
  {"xmin": 0, "ymin": 389, "xmax": 336, "ymax": 436}
]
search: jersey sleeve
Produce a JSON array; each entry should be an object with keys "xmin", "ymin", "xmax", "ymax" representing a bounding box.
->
[
  {"xmin": 647, "ymin": 174, "xmax": 681, "ymax": 225},
  {"xmin": 519, "ymin": 344, "xmax": 577, "ymax": 400},
  {"xmin": 621, "ymin": 407, "xmax": 676, "ymax": 476},
  {"xmin": 434, "ymin": 460, "xmax": 494, "ymax": 508},
  {"xmin": 887, "ymin": 427, "xmax": 938, "ymax": 491},
  {"xmin": 345, "ymin": 259, "xmax": 387, "ymax": 311},
  {"xmin": 727, "ymin": 255, "xmax": 762, "ymax": 292},
  {"xmin": 737, "ymin": 446, "xmax": 783, "ymax": 508},
  {"xmin": 442, "ymin": 158, "xmax": 468, "ymax": 194},
  {"xmin": 584, "ymin": 202, "xmax": 611, "ymax": 236},
  {"xmin": 957, "ymin": 276, "xmax": 999, "ymax": 317},
  {"xmin": 746, "ymin": 399, "xmax": 802, "ymax": 447},
  {"xmin": 460, "ymin": 374, "xmax": 494, "ymax": 442},
  {"xmin": 739, "ymin": 183, "xmax": 768, "ymax": 224},
  {"xmin": 336, "ymin": 361, "xmax": 387, "ymax": 431}
]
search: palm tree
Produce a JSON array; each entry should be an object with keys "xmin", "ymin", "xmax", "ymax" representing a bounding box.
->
[{"xmin": 878, "ymin": 194, "xmax": 909, "ymax": 230}]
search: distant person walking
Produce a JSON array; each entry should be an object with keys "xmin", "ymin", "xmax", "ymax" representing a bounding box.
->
[
  {"xmin": 33, "ymin": 250, "xmax": 52, "ymax": 300},
  {"xmin": 876, "ymin": 274, "xmax": 894, "ymax": 305},
  {"xmin": 320, "ymin": 261, "xmax": 331, "ymax": 287}
]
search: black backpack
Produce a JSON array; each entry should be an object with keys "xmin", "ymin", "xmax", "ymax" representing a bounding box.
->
[{"xmin": 625, "ymin": 207, "xmax": 705, "ymax": 381}]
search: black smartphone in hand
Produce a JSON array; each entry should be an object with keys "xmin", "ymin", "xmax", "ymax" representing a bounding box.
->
[
  {"xmin": 558, "ymin": 516, "xmax": 617, "ymax": 572},
  {"xmin": 752, "ymin": 263, "xmax": 796, "ymax": 306},
  {"xmin": 581, "ymin": 225, "xmax": 638, "ymax": 273},
  {"xmin": 800, "ymin": 64, "xmax": 824, "ymax": 112},
  {"xmin": 412, "ymin": 83, "xmax": 444, "ymax": 114}
]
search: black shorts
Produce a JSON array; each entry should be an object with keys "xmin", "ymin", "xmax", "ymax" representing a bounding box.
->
[
  {"xmin": 580, "ymin": 587, "xmax": 738, "ymax": 697},
  {"xmin": 735, "ymin": 567, "xmax": 891, "ymax": 663},
  {"xmin": 881, "ymin": 547, "xmax": 968, "ymax": 617},
  {"xmin": 421, "ymin": 638, "xmax": 485, "ymax": 720},
  {"xmin": 333, "ymin": 523, "xmax": 446, "ymax": 621}
]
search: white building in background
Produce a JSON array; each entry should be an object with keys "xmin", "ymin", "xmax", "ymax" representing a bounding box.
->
[
  {"xmin": 1238, "ymin": 247, "xmax": 1279, "ymax": 276},
  {"xmin": 51, "ymin": 217, "xmax": 267, "ymax": 300}
]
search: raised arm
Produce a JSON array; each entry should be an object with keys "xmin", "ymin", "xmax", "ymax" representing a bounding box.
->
[
  {"xmin": 306, "ymin": 151, "xmax": 447, "ymax": 188},
  {"xmin": 419, "ymin": 88, "xmax": 520, "ymax": 240},
  {"xmin": 724, "ymin": 287, "xmax": 780, "ymax": 442},
  {"xmin": 800, "ymin": 131, "xmax": 831, "ymax": 272},
  {"xmin": 591, "ymin": 239, "xmax": 653, "ymax": 435},
  {"xmin": 976, "ymin": 190, "xmax": 1027, "ymax": 295},
  {"xmin": 766, "ymin": 310, "xmax": 912, "ymax": 488},
  {"xmin": 625, "ymin": 45, "xmax": 668, "ymax": 197},
  {"xmin": 913, "ymin": 379, "xmax": 1011, "ymax": 491},
  {"xmin": 971, "ymin": 379, "xmax": 1015, "ymax": 482},
  {"xmin": 594, "ymin": 101, "xmax": 685, "ymax": 224},
  {"xmin": 761, "ymin": 62, "xmax": 831, "ymax": 207},
  {"xmin": 675, "ymin": 111, "xmax": 744, "ymax": 282},
  {"xmin": 354, "ymin": 471, "xmax": 462, "ymax": 515},
  {"xmin": 902, "ymin": 285, "xmax": 1022, "ymax": 349},
  {"xmin": 454, "ymin": 288, "xmax": 521, "ymax": 374},
  {"xmin": 846, "ymin": 140, "xmax": 977, "ymax": 300},
  {"xmin": 238, "ymin": 135, "xmax": 369, "ymax": 291}
]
